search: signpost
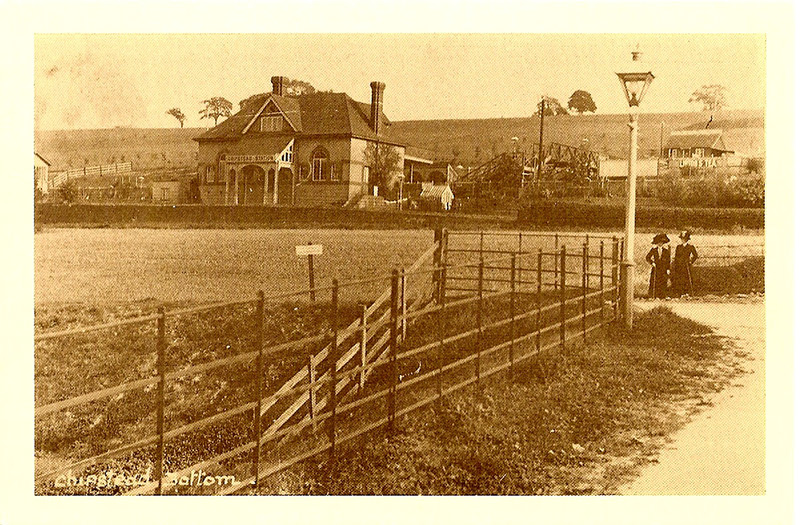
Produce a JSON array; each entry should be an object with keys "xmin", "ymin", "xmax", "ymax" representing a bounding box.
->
[{"xmin": 296, "ymin": 243, "xmax": 323, "ymax": 301}]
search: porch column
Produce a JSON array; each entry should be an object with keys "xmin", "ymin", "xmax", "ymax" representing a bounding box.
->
[
  {"xmin": 266, "ymin": 164, "xmax": 272, "ymax": 206},
  {"xmin": 273, "ymin": 164, "xmax": 279, "ymax": 205},
  {"xmin": 224, "ymin": 169, "xmax": 230, "ymax": 205},
  {"xmin": 234, "ymin": 169, "xmax": 240, "ymax": 205}
]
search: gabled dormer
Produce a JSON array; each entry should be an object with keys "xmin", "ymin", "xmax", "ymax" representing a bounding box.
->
[{"xmin": 242, "ymin": 97, "xmax": 298, "ymax": 135}]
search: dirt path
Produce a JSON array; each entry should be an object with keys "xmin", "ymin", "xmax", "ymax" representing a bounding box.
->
[{"xmin": 619, "ymin": 299, "xmax": 765, "ymax": 495}]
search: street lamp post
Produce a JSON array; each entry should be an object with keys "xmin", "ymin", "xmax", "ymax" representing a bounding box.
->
[{"xmin": 616, "ymin": 47, "xmax": 654, "ymax": 329}]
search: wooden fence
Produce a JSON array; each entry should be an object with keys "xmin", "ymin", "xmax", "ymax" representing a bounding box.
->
[
  {"xmin": 34, "ymin": 230, "xmax": 621, "ymax": 495},
  {"xmin": 51, "ymin": 162, "xmax": 133, "ymax": 188}
]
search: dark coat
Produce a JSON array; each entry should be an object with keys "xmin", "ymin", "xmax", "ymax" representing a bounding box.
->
[
  {"xmin": 646, "ymin": 245, "xmax": 671, "ymax": 298},
  {"xmin": 671, "ymin": 243, "xmax": 698, "ymax": 296}
]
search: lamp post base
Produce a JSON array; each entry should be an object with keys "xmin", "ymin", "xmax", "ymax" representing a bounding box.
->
[{"xmin": 620, "ymin": 260, "xmax": 635, "ymax": 329}]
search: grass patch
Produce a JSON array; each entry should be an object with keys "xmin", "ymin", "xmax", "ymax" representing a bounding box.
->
[{"xmin": 276, "ymin": 306, "xmax": 736, "ymax": 495}]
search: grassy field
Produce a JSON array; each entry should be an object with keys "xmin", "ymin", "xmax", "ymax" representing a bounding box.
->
[
  {"xmin": 35, "ymin": 228, "xmax": 764, "ymax": 306},
  {"xmin": 34, "ymin": 109, "xmax": 762, "ymax": 171},
  {"xmin": 35, "ymin": 302, "xmax": 741, "ymax": 494},
  {"xmin": 282, "ymin": 307, "xmax": 741, "ymax": 495},
  {"xmin": 392, "ymin": 110, "xmax": 763, "ymax": 163}
]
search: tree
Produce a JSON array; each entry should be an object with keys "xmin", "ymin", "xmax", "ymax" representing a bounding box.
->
[
  {"xmin": 238, "ymin": 79, "xmax": 317, "ymax": 109},
  {"xmin": 534, "ymin": 96, "xmax": 568, "ymax": 117},
  {"xmin": 166, "ymin": 108, "xmax": 186, "ymax": 128},
  {"xmin": 567, "ymin": 90, "xmax": 597, "ymax": 114},
  {"xmin": 285, "ymin": 79, "xmax": 316, "ymax": 96},
  {"xmin": 199, "ymin": 97, "xmax": 233, "ymax": 126},
  {"xmin": 363, "ymin": 142, "xmax": 402, "ymax": 198},
  {"xmin": 688, "ymin": 84, "xmax": 727, "ymax": 112}
]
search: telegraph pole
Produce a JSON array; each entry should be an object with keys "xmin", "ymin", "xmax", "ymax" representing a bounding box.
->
[{"xmin": 537, "ymin": 97, "xmax": 545, "ymax": 185}]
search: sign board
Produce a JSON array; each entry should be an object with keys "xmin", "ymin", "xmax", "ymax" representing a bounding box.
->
[
  {"xmin": 296, "ymin": 244, "xmax": 323, "ymax": 257},
  {"xmin": 226, "ymin": 154, "xmax": 275, "ymax": 163}
]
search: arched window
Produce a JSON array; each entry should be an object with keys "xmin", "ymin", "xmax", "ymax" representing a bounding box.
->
[{"xmin": 311, "ymin": 147, "xmax": 329, "ymax": 181}]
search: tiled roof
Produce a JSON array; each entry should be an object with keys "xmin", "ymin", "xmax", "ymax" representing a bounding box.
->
[
  {"xmin": 195, "ymin": 91, "xmax": 396, "ymax": 143},
  {"xmin": 665, "ymin": 131, "xmax": 729, "ymax": 151}
]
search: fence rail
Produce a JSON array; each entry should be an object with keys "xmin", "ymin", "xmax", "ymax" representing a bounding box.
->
[{"xmin": 35, "ymin": 230, "xmax": 622, "ymax": 495}]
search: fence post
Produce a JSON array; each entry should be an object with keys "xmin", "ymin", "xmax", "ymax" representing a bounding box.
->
[
  {"xmin": 599, "ymin": 242, "xmax": 605, "ymax": 323},
  {"xmin": 509, "ymin": 253, "xmax": 516, "ymax": 380},
  {"xmin": 518, "ymin": 231, "xmax": 523, "ymax": 256},
  {"xmin": 537, "ymin": 249, "xmax": 542, "ymax": 353},
  {"xmin": 479, "ymin": 231, "xmax": 485, "ymax": 261},
  {"xmin": 440, "ymin": 229, "xmax": 449, "ymax": 301},
  {"xmin": 252, "ymin": 291, "xmax": 264, "ymax": 489},
  {"xmin": 612, "ymin": 237, "xmax": 619, "ymax": 321},
  {"xmin": 560, "ymin": 246, "xmax": 566, "ymax": 353},
  {"xmin": 401, "ymin": 268, "xmax": 407, "ymax": 342},
  {"xmin": 433, "ymin": 228, "xmax": 443, "ymax": 302},
  {"xmin": 582, "ymin": 243, "xmax": 588, "ymax": 342},
  {"xmin": 554, "ymin": 233, "xmax": 559, "ymax": 290},
  {"xmin": 388, "ymin": 270, "xmax": 400, "ymax": 436},
  {"xmin": 308, "ymin": 354, "xmax": 317, "ymax": 432},
  {"xmin": 359, "ymin": 305, "xmax": 367, "ymax": 391},
  {"xmin": 155, "ymin": 307, "xmax": 166, "ymax": 496},
  {"xmin": 328, "ymin": 279, "xmax": 339, "ymax": 461},
  {"xmin": 476, "ymin": 258, "xmax": 484, "ymax": 392},
  {"xmin": 437, "ymin": 262, "xmax": 446, "ymax": 401}
]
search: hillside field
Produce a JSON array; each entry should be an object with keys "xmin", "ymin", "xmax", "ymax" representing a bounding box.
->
[{"xmin": 34, "ymin": 109, "xmax": 763, "ymax": 172}]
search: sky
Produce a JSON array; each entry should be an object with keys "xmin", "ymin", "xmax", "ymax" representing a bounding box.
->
[{"xmin": 34, "ymin": 33, "xmax": 765, "ymax": 130}]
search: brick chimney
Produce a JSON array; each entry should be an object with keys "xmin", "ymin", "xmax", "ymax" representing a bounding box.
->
[
  {"xmin": 370, "ymin": 81, "xmax": 385, "ymax": 134},
  {"xmin": 271, "ymin": 76, "xmax": 288, "ymax": 96}
]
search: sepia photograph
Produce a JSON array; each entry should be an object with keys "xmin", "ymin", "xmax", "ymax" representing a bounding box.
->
[{"xmin": 1, "ymin": 2, "xmax": 795, "ymax": 524}]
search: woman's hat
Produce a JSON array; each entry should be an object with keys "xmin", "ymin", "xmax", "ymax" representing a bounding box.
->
[
  {"xmin": 652, "ymin": 233, "xmax": 670, "ymax": 244},
  {"xmin": 679, "ymin": 230, "xmax": 691, "ymax": 241}
]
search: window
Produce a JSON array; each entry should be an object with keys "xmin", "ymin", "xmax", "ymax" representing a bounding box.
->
[
  {"xmin": 205, "ymin": 166, "xmax": 215, "ymax": 183},
  {"xmin": 330, "ymin": 162, "xmax": 340, "ymax": 182},
  {"xmin": 218, "ymin": 155, "xmax": 226, "ymax": 179},
  {"xmin": 280, "ymin": 143, "xmax": 293, "ymax": 163},
  {"xmin": 161, "ymin": 188, "xmax": 169, "ymax": 201},
  {"xmin": 260, "ymin": 114, "xmax": 283, "ymax": 132},
  {"xmin": 362, "ymin": 166, "xmax": 370, "ymax": 184},
  {"xmin": 311, "ymin": 147, "xmax": 329, "ymax": 181}
]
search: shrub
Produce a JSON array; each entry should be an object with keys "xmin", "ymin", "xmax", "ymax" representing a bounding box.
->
[
  {"xmin": 653, "ymin": 172, "xmax": 764, "ymax": 208},
  {"xmin": 517, "ymin": 202, "xmax": 763, "ymax": 230},
  {"xmin": 57, "ymin": 179, "xmax": 78, "ymax": 204}
]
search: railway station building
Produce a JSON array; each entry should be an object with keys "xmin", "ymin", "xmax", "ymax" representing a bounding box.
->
[{"xmin": 194, "ymin": 77, "xmax": 431, "ymax": 207}]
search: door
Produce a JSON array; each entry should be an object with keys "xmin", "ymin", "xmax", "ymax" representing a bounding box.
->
[{"xmin": 277, "ymin": 168, "xmax": 293, "ymax": 205}]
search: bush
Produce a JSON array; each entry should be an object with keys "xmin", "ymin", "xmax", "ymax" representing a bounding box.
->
[
  {"xmin": 517, "ymin": 202, "xmax": 763, "ymax": 230},
  {"xmin": 653, "ymin": 172, "xmax": 764, "ymax": 208},
  {"xmin": 57, "ymin": 179, "xmax": 78, "ymax": 204}
]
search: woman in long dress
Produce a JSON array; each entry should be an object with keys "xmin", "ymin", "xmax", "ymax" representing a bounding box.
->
[
  {"xmin": 645, "ymin": 233, "xmax": 671, "ymax": 299},
  {"xmin": 671, "ymin": 230, "xmax": 699, "ymax": 297}
]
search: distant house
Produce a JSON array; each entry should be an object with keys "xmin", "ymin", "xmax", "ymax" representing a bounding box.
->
[
  {"xmin": 194, "ymin": 77, "xmax": 431, "ymax": 207},
  {"xmin": 35, "ymin": 152, "xmax": 50, "ymax": 194},
  {"xmin": 419, "ymin": 182, "xmax": 454, "ymax": 211},
  {"xmin": 664, "ymin": 130, "xmax": 736, "ymax": 170}
]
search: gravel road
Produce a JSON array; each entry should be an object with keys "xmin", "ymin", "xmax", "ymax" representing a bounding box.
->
[{"xmin": 620, "ymin": 299, "xmax": 765, "ymax": 495}]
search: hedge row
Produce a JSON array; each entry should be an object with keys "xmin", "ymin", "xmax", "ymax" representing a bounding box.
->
[
  {"xmin": 517, "ymin": 202, "xmax": 764, "ymax": 230},
  {"xmin": 35, "ymin": 203, "xmax": 764, "ymax": 231},
  {"xmin": 34, "ymin": 204, "xmax": 507, "ymax": 231}
]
